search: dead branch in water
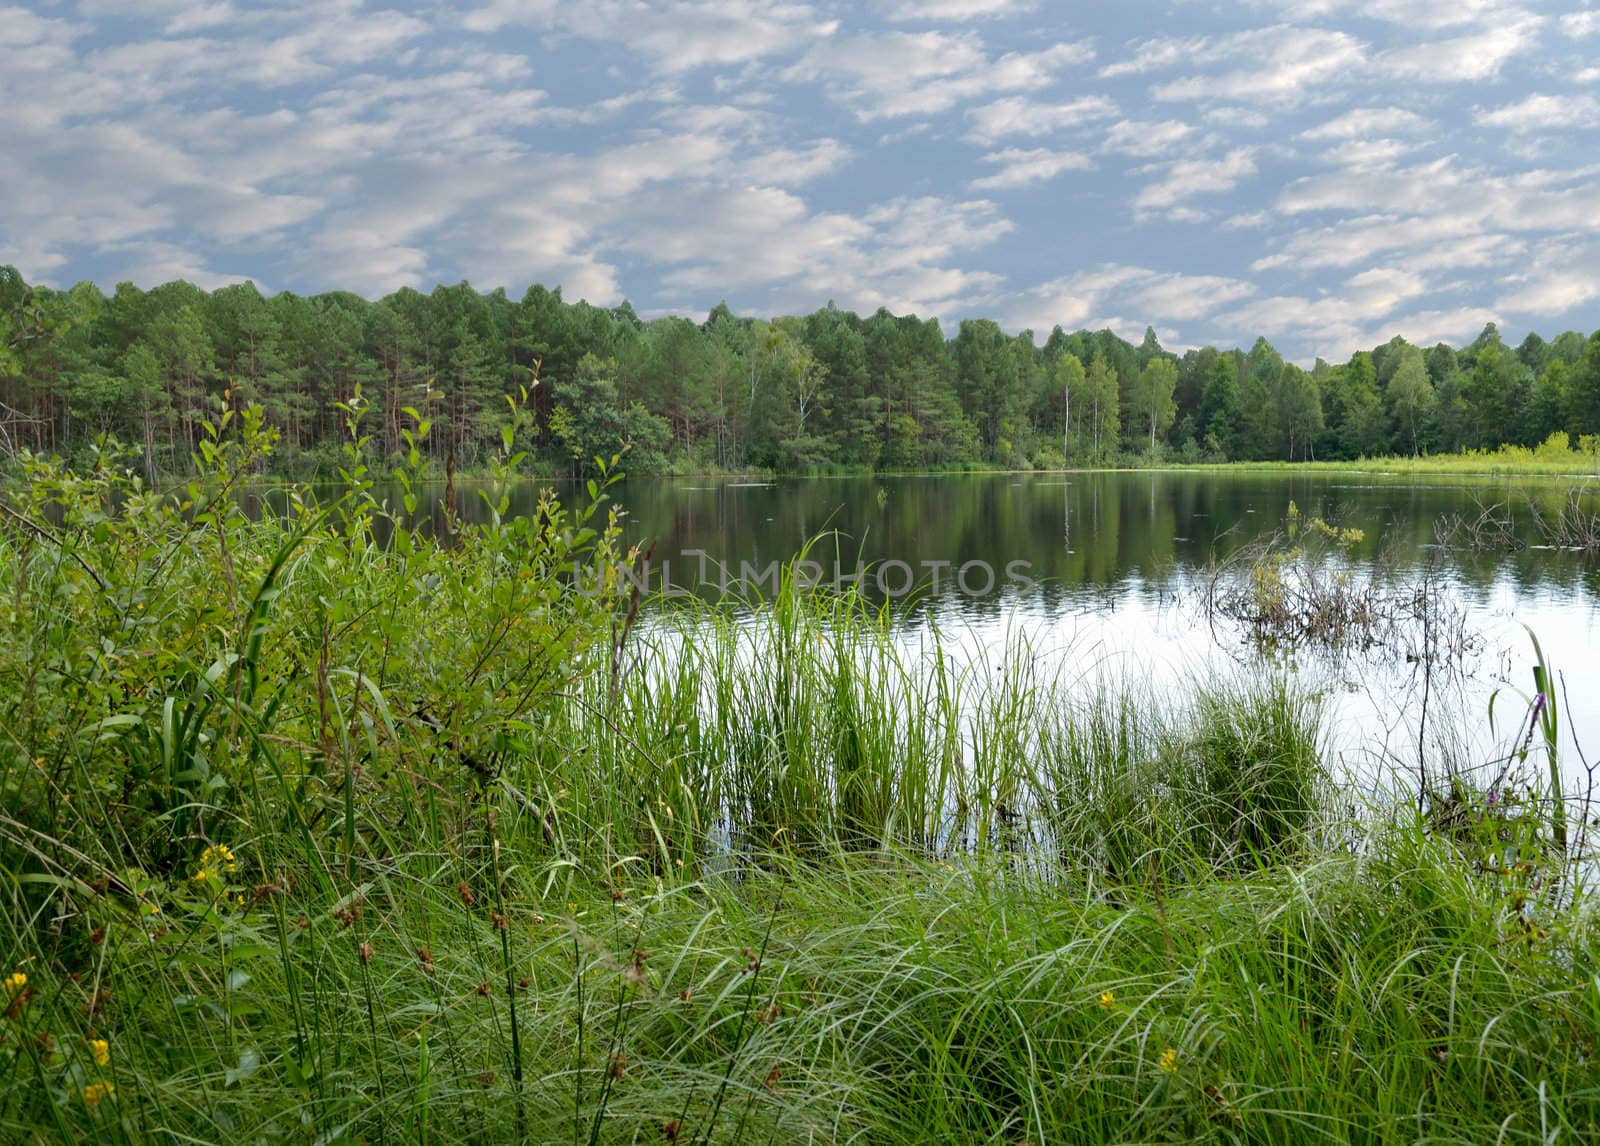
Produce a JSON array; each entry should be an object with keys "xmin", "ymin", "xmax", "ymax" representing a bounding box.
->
[
  {"xmin": 1435, "ymin": 485, "xmax": 1600, "ymax": 555},
  {"xmin": 1201, "ymin": 528, "xmax": 1480, "ymax": 666}
]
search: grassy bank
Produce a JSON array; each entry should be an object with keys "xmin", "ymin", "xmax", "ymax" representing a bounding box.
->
[
  {"xmin": 2, "ymin": 417, "xmax": 1597, "ymax": 1143},
  {"xmin": 1159, "ymin": 455, "xmax": 1600, "ymax": 480},
  {"xmin": 18, "ymin": 437, "xmax": 1600, "ymax": 491}
]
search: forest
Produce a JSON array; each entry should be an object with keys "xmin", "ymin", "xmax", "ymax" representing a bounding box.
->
[{"xmin": 2, "ymin": 264, "xmax": 1599, "ymax": 477}]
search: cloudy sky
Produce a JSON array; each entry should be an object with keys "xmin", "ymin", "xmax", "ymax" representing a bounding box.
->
[{"xmin": 4, "ymin": 0, "xmax": 1599, "ymax": 360}]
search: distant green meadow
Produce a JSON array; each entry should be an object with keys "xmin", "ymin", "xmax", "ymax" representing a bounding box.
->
[{"xmin": 1156, "ymin": 438, "xmax": 1600, "ymax": 479}]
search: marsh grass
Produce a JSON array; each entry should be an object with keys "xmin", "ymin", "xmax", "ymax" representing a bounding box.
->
[
  {"xmin": 1038, "ymin": 677, "xmax": 1328, "ymax": 886},
  {"xmin": 2, "ymin": 410, "xmax": 1598, "ymax": 1143}
]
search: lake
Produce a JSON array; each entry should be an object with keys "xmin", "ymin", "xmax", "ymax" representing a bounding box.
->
[{"xmin": 435, "ymin": 470, "xmax": 1600, "ymax": 788}]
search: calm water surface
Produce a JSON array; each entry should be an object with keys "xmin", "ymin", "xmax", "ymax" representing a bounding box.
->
[{"xmin": 445, "ymin": 472, "xmax": 1600, "ymax": 785}]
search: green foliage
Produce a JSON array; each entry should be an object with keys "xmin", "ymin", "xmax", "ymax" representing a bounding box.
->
[
  {"xmin": 1386, "ymin": 344, "xmax": 1435, "ymax": 455},
  {"xmin": 1329, "ymin": 351, "xmax": 1385, "ymax": 458},
  {"xmin": 0, "ymin": 407, "xmax": 628, "ymax": 872},
  {"xmin": 550, "ymin": 354, "xmax": 672, "ymax": 477},
  {"xmin": 2, "ymin": 265, "xmax": 1598, "ymax": 477},
  {"xmin": 1082, "ymin": 351, "xmax": 1120, "ymax": 463},
  {"xmin": 1049, "ymin": 348, "xmax": 1087, "ymax": 460},
  {"xmin": 1198, "ymin": 354, "xmax": 1240, "ymax": 459},
  {"xmin": 1268, "ymin": 361, "xmax": 1323, "ymax": 461},
  {"xmin": 1132, "ymin": 356, "xmax": 1178, "ymax": 455}
]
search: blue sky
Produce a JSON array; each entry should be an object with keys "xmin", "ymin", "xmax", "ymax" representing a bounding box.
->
[{"xmin": 3, "ymin": 0, "xmax": 1599, "ymax": 361}]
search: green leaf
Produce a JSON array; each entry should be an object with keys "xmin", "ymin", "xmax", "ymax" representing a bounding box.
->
[{"xmin": 224, "ymin": 1048, "xmax": 262, "ymax": 1088}]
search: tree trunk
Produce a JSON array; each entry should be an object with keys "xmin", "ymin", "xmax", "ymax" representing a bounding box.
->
[{"xmin": 1063, "ymin": 383, "xmax": 1070, "ymax": 460}]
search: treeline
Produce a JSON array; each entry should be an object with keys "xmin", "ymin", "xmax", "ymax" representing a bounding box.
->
[{"xmin": 3, "ymin": 265, "xmax": 1599, "ymax": 477}]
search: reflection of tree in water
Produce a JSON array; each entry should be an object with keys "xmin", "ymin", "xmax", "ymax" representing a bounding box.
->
[{"xmin": 378, "ymin": 472, "xmax": 1600, "ymax": 613}]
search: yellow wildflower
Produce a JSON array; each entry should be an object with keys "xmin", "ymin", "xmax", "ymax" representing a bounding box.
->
[
  {"xmin": 192, "ymin": 843, "xmax": 238, "ymax": 885},
  {"xmin": 82, "ymin": 1081, "xmax": 115, "ymax": 1106},
  {"xmin": 202, "ymin": 843, "xmax": 236, "ymax": 870},
  {"xmin": 1159, "ymin": 1047, "xmax": 1179, "ymax": 1074},
  {"xmin": 2, "ymin": 972, "xmax": 25, "ymax": 997},
  {"xmin": 89, "ymin": 1039, "xmax": 110, "ymax": 1067},
  {"xmin": 1098, "ymin": 990, "xmax": 1115, "ymax": 1010}
]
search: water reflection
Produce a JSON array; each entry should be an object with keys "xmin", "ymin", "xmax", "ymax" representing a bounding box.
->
[
  {"xmin": 597, "ymin": 472, "xmax": 1600, "ymax": 608},
  {"xmin": 329, "ymin": 471, "xmax": 1599, "ymax": 770},
  {"xmin": 615, "ymin": 473, "xmax": 1600, "ymax": 779}
]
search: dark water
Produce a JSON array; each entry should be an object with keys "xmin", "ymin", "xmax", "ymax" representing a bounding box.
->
[
  {"xmin": 604, "ymin": 471, "xmax": 1600, "ymax": 606},
  {"xmin": 409, "ymin": 471, "xmax": 1600, "ymax": 781}
]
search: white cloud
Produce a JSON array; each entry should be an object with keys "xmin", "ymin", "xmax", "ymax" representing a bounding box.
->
[
  {"xmin": 1277, "ymin": 156, "xmax": 1456, "ymax": 215},
  {"xmin": 999, "ymin": 264, "xmax": 1255, "ymax": 336},
  {"xmin": 1560, "ymin": 11, "xmax": 1600, "ymax": 38},
  {"xmin": 1476, "ymin": 93, "xmax": 1600, "ymax": 131},
  {"xmin": 76, "ymin": 0, "xmax": 239, "ymax": 29},
  {"xmin": 1359, "ymin": 306, "xmax": 1502, "ymax": 352},
  {"xmin": 1203, "ymin": 106, "xmax": 1271, "ymax": 129},
  {"xmin": 970, "ymin": 148, "xmax": 1093, "ymax": 189},
  {"xmin": 1152, "ymin": 26, "xmax": 1367, "ymax": 105},
  {"xmin": 864, "ymin": 195, "xmax": 1015, "ymax": 264},
  {"xmin": 1133, "ymin": 148, "xmax": 1257, "ymax": 214},
  {"xmin": 1317, "ymin": 138, "xmax": 1414, "ymax": 168},
  {"xmin": 1496, "ymin": 238, "xmax": 1600, "ymax": 315},
  {"xmin": 419, "ymin": 121, "xmax": 861, "ymax": 304},
  {"xmin": 1003, "ymin": 265, "xmax": 1150, "ymax": 331},
  {"xmin": 631, "ymin": 193, "xmax": 1011, "ymax": 318},
  {"xmin": 964, "ymin": 95, "xmax": 1119, "ymax": 143},
  {"xmin": 1246, "ymin": 267, "xmax": 1428, "ymax": 323},
  {"xmin": 99, "ymin": 240, "xmax": 255, "ymax": 292},
  {"xmin": 300, "ymin": 227, "xmax": 436, "ymax": 296},
  {"xmin": 624, "ymin": 186, "xmax": 870, "ymax": 290},
  {"xmin": 1277, "ymin": 156, "xmax": 1600, "ymax": 237},
  {"xmin": 1402, "ymin": 234, "xmax": 1528, "ymax": 271},
  {"xmin": 0, "ymin": 5, "xmax": 82, "ymax": 48},
  {"xmin": 1299, "ymin": 106, "xmax": 1432, "ymax": 139},
  {"xmin": 1100, "ymin": 118, "xmax": 1195, "ymax": 157},
  {"xmin": 784, "ymin": 32, "xmax": 1093, "ymax": 120},
  {"xmin": 736, "ymin": 138, "xmax": 855, "ymax": 184},
  {"xmin": 0, "ymin": 5, "xmax": 437, "ymax": 130},
  {"xmin": 465, "ymin": 0, "xmax": 836, "ymax": 72},
  {"xmin": 1098, "ymin": 36, "xmax": 1202, "ymax": 78},
  {"xmin": 883, "ymin": 0, "xmax": 1037, "ymax": 20},
  {"xmin": 1223, "ymin": 210, "xmax": 1273, "ymax": 230},
  {"xmin": 876, "ymin": 122, "xmax": 934, "ymax": 145},
  {"xmin": 1262, "ymin": 0, "xmax": 1526, "ymax": 29},
  {"xmin": 1131, "ymin": 271, "xmax": 1259, "ymax": 320},
  {"xmin": 1380, "ymin": 16, "xmax": 1543, "ymax": 82},
  {"xmin": 1252, "ymin": 211, "xmax": 1518, "ymax": 271},
  {"xmin": 1217, "ymin": 267, "xmax": 1437, "ymax": 357}
]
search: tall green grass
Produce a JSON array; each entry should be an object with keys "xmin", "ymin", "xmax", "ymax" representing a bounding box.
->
[
  {"xmin": 1036, "ymin": 676, "xmax": 1327, "ymax": 885},
  {"xmin": 1, "ymin": 411, "xmax": 1595, "ymax": 1143}
]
